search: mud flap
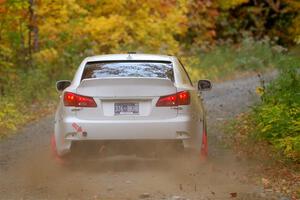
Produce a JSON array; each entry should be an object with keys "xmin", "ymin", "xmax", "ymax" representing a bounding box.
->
[
  {"xmin": 200, "ymin": 122, "xmax": 208, "ymax": 160},
  {"xmin": 51, "ymin": 134, "xmax": 68, "ymax": 165}
]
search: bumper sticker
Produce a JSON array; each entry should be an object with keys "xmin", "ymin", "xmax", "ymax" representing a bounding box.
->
[{"xmin": 72, "ymin": 122, "xmax": 83, "ymax": 133}]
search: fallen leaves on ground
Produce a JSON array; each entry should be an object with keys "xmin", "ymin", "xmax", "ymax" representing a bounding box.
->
[{"xmin": 223, "ymin": 113, "xmax": 300, "ymax": 200}]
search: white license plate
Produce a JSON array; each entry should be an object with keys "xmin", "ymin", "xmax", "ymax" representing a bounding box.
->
[{"xmin": 114, "ymin": 103, "xmax": 139, "ymax": 115}]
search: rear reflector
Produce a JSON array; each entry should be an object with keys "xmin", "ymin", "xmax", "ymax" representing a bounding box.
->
[
  {"xmin": 156, "ymin": 91, "xmax": 190, "ymax": 107},
  {"xmin": 64, "ymin": 92, "xmax": 97, "ymax": 107}
]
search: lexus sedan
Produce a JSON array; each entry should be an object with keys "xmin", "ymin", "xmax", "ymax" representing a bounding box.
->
[{"xmin": 53, "ymin": 53, "xmax": 211, "ymax": 156}]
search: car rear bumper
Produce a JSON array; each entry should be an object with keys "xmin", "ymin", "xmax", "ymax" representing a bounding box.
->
[
  {"xmin": 55, "ymin": 115, "xmax": 199, "ymax": 155},
  {"xmin": 64, "ymin": 115, "xmax": 193, "ymax": 140}
]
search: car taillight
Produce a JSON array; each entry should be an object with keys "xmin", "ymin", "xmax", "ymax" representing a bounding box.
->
[
  {"xmin": 156, "ymin": 91, "xmax": 190, "ymax": 107},
  {"xmin": 63, "ymin": 92, "xmax": 97, "ymax": 107}
]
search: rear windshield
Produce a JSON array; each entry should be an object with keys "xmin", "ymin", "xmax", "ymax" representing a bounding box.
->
[{"xmin": 81, "ymin": 61, "xmax": 174, "ymax": 81}]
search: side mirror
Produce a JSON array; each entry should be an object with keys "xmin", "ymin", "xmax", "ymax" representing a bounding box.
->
[
  {"xmin": 56, "ymin": 80, "xmax": 71, "ymax": 92},
  {"xmin": 198, "ymin": 80, "xmax": 212, "ymax": 91}
]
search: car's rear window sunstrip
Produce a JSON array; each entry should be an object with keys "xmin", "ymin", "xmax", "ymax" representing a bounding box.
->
[{"xmin": 81, "ymin": 61, "xmax": 174, "ymax": 81}]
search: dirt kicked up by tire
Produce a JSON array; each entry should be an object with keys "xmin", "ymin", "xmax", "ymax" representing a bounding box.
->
[{"xmin": 0, "ymin": 73, "xmax": 285, "ymax": 200}]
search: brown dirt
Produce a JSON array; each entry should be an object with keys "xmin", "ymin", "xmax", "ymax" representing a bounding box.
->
[{"xmin": 1, "ymin": 72, "xmax": 288, "ymax": 200}]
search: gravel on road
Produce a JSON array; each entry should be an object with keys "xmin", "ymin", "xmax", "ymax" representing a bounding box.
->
[{"xmin": 0, "ymin": 72, "xmax": 283, "ymax": 200}]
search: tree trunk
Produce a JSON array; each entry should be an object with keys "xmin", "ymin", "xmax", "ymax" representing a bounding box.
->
[{"xmin": 28, "ymin": 0, "xmax": 38, "ymax": 65}]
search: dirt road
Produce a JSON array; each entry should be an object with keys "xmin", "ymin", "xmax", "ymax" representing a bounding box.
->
[{"xmin": 0, "ymin": 73, "xmax": 283, "ymax": 200}]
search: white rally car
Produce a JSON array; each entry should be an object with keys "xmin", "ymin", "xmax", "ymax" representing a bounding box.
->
[{"xmin": 54, "ymin": 53, "xmax": 211, "ymax": 156}]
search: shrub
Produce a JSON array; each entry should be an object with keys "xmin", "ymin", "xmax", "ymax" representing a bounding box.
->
[
  {"xmin": 0, "ymin": 99, "xmax": 25, "ymax": 137},
  {"xmin": 182, "ymin": 36, "xmax": 286, "ymax": 81},
  {"xmin": 252, "ymin": 58, "xmax": 300, "ymax": 162}
]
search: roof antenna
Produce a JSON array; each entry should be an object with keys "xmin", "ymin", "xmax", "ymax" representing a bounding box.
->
[
  {"xmin": 127, "ymin": 54, "xmax": 132, "ymax": 60},
  {"xmin": 127, "ymin": 51, "xmax": 136, "ymax": 60},
  {"xmin": 127, "ymin": 51, "xmax": 136, "ymax": 54}
]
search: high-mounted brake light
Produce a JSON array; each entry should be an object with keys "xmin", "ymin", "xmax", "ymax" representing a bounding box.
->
[
  {"xmin": 156, "ymin": 91, "xmax": 190, "ymax": 107},
  {"xmin": 64, "ymin": 92, "xmax": 97, "ymax": 107}
]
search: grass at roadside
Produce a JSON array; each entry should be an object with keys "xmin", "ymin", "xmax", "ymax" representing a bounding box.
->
[
  {"xmin": 225, "ymin": 54, "xmax": 300, "ymax": 162},
  {"xmin": 182, "ymin": 37, "xmax": 286, "ymax": 81},
  {"xmin": 0, "ymin": 76, "xmax": 58, "ymax": 138},
  {"xmin": 223, "ymin": 53, "xmax": 300, "ymax": 198},
  {"xmin": 225, "ymin": 111, "xmax": 300, "ymax": 199},
  {"xmin": 0, "ymin": 51, "xmax": 82, "ymax": 138}
]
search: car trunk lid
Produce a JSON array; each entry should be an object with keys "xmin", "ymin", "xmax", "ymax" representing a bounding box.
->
[{"xmin": 75, "ymin": 77, "xmax": 178, "ymax": 120}]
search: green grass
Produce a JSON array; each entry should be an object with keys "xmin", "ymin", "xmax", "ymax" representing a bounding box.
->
[
  {"xmin": 182, "ymin": 37, "xmax": 287, "ymax": 81},
  {"xmin": 0, "ymin": 69, "xmax": 58, "ymax": 138},
  {"xmin": 252, "ymin": 58, "xmax": 300, "ymax": 162},
  {"xmin": 225, "ymin": 50, "xmax": 300, "ymax": 162}
]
